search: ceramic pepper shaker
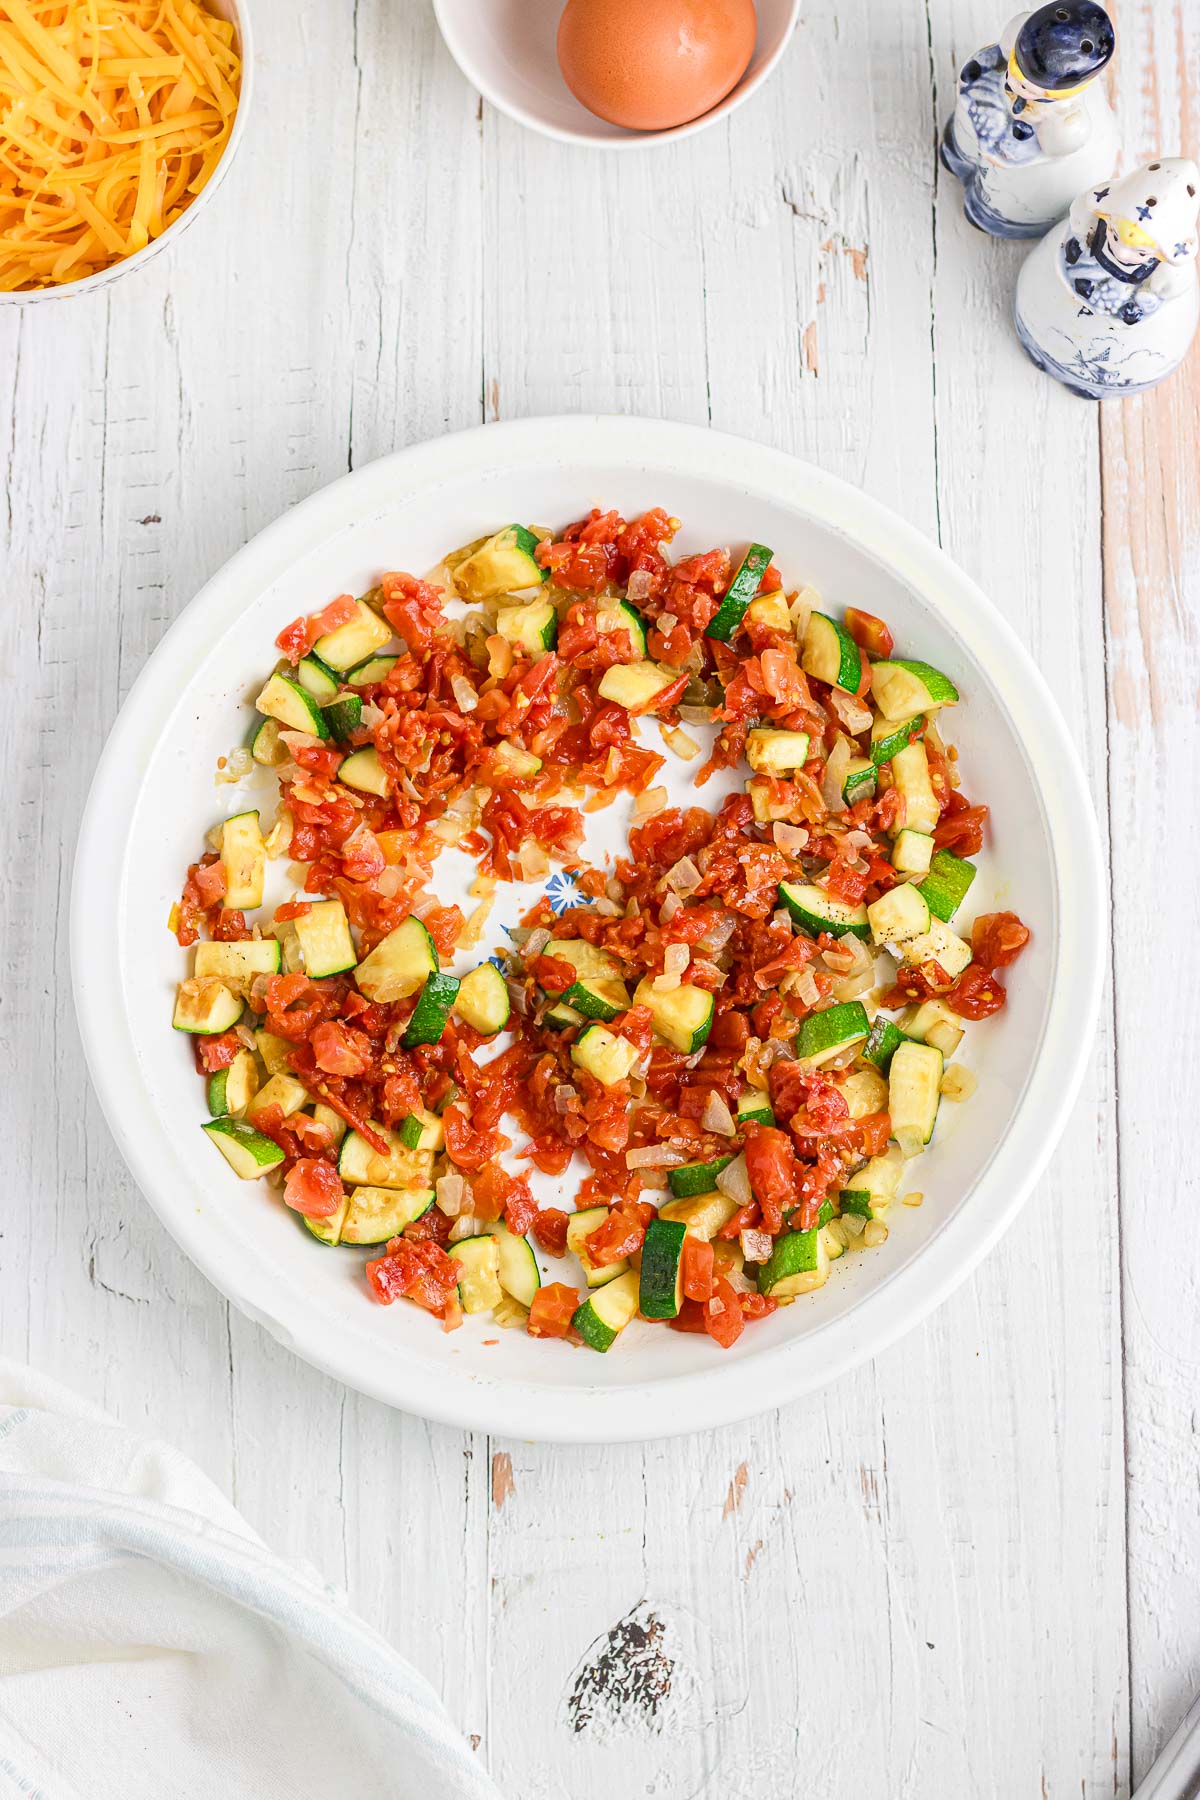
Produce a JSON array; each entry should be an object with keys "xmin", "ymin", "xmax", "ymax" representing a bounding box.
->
[
  {"xmin": 941, "ymin": 1, "xmax": 1118, "ymax": 238},
  {"xmin": 1014, "ymin": 157, "xmax": 1200, "ymax": 397}
]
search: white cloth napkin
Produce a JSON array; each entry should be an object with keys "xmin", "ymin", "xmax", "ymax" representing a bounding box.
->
[{"xmin": 0, "ymin": 1362, "xmax": 500, "ymax": 1800}]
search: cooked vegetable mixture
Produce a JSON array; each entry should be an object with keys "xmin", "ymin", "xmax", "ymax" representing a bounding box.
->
[{"xmin": 171, "ymin": 508, "xmax": 1031, "ymax": 1351}]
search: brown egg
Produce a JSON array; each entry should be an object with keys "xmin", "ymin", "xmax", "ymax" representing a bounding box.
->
[{"xmin": 557, "ymin": 0, "xmax": 757, "ymax": 133}]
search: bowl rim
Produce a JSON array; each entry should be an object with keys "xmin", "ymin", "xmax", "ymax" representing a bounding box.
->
[
  {"xmin": 430, "ymin": 0, "xmax": 801, "ymax": 149},
  {"xmin": 71, "ymin": 415, "xmax": 1106, "ymax": 1442},
  {"xmin": 0, "ymin": 0, "xmax": 255, "ymax": 306}
]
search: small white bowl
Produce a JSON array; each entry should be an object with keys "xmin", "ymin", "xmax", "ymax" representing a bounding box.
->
[
  {"xmin": 0, "ymin": 0, "xmax": 253, "ymax": 306},
  {"xmin": 432, "ymin": 0, "xmax": 799, "ymax": 149},
  {"xmin": 72, "ymin": 416, "xmax": 1104, "ymax": 1443}
]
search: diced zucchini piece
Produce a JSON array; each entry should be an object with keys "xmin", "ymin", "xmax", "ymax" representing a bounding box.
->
[
  {"xmin": 571, "ymin": 1023, "xmax": 639, "ymax": 1086},
  {"xmin": 194, "ymin": 938, "xmax": 282, "ymax": 981},
  {"xmin": 658, "ymin": 1190, "xmax": 739, "ymax": 1241},
  {"xmin": 354, "ymin": 916, "xmax": 438, "ymax": 1002},
  {"xmin": 481, "ymin": 1223, "xmax": 541, "ymax": 1307},
  {"xmin": 340, "ymin": 1185, "xmax": 434, "ymax": 1245},
  {"xmin": 562, "ymin": 978, "xmax": 630, "ymax": 1024},
  {"xmin": 796, "ymin": 1000, "xmax": 870, "ymax": 1066},
  {"xmin": 745, "ymin": 728, "xmax": 811, "ymax": 775},
  {"xmin": 839, "ymin": 1188, "xmax": 884, "ymax": 1222},
  {"xmin": 572, "ymin": 1268, "xmax": 640, "ymax": 1352},
  {"xmin": 294, "ymin": 899, "xmax": 357, "ymax": 978},
  {"xmin": 821, "ymin": 1222, "xmax": 846, "ymax": 1261},
  {"xmin": 871, "ymin": 659, "xmax": 959, "ymax": 721},
  {"xmin": 889, "ymin": 1041, "xmax": 944, "ymax": 1153},
  {"xmin": 866, "ymin": 882, "xmax": 931, "ymax": 947},
  {"xmin": 844, "ymin": 1145, "xmax": 904, "ymax": 1210},
  {"xmin": 206, "ymin": 1049, "xmax": 259, "ymax": 1118},
  {"xmin": 544, "ymin": 998, "xmax": 586, "ymax": 1030},
  {"xmin": 337, "ymin": 746, "xmax": 389, "ymax": 797},
  {"xmin": 669, "ymin": 1154, "xmax": 734, "ymax": 1199},
  {"xmin": 902, "ymin": 997, "xmax": 966, "ymax": 1058},
  {"xmin": 246, "ymin": 1071, "xmax": 310, "ymax": 1127},
  {"xmin": 901, "ymin": 918, "xmax": 973, "ymax": 979},
  {"xmin": 843, "ymin": 756, "xmax": 876, "ymax": 805},
  {"xmin": 255, "ymin": 673, "xmax": 329, "ymax": 739},
  {"xmin": 303, "ymin": 1196, "xmax": 349, "ymax": 1247},
  {"xmin": 396, "ymin": 1106, "xmax": 444, "ymax": 1153},
  {"xmin": 455, "ymin": 962, "xmax": 511, "ymax": 1035},
  {"xmin": 489, "ymin": 741, "xmax": 543, "ymax": 780},
  {"xmin": 347, "ymin": 653, "xmax": 399, "ymax": 688},
  {"xmin": 173, "ymin": 977, "xmax": 244, "ymax": 1035},
  {"xmin": 705, "ymin": 542, "xmax": 774, "ymax": 642},
  {"xmin": 612, "ymin": 600, "xmax": 648, "ymax": 656},
  {"xmin": 544, "ymin": 938, "xmax": 622, "ymax": 983},
  {"xmin": 892, "ymin": 829, "xmax": 934, "ymax": 876},
  {"xmin": 835, "ymin": 1066, "xmax": 889, "ymax": 1118},
  {"xmin": 202, "ymin": 1117, "xmax": 286, "ymax": 1178},
  {"xmin": 745, "ymin": 589, "xmax": 791, "ymax": 633},
  {"xmin": 632, "ymin": 977, "xmax": 714, "ymax": 1053},
  {"xmin": 777, "ymin": 881, "xmax": 870, "ymax": 941},
  {"xmin": 757, "ymin": 1227, "xmax": 829, "ymax": 1297},
  {"xmin": 639, "ymin": 1217, "xmax": 687, "ymax": 1320},
  {"xmin": 297, "ymin": 653, "xmax": 340, "ymax": 703},
  {"xmin": 402, "ymin": 971, "xmax": 460, "ymax": 1047},
  {"xmin": 322, "ymin": 693, "xmax": 363, "ymax": 740},
  {"xmin": 542, "ymin": 939, "xmax": 631, "ymax": 1022},
  {"xmin": 596, "ymin": 661, "xmax": 678, "ymax": 713},
  {"xmin": 861, "ymin": 1016, "xmax": 909, "ymax": 1072},
  {"xmin": 495, "ymin": 597, "xmax": 557, "ymax": 655},
  {"xmin": 255, "ymin": 1028, "xmax": 294, "ymax": 1076},
  {"xmin": 217, "ymin": 811, "xmax": 265, "ymax": 910},
  {"xmin": 312, "ymin": 1100, "xmax": 348, "ymax": 1146},
  {"xmin": 891, "ymin": 741, "xmax": 939, "ymax": 835},
  {"xmin": 313, "ymin": 598, "xmax": 392, "ymax": 672},
  {"xmin": 746, "ymin": 776, "xmax": 796, "ymax": 824},
  {"xmin": 454, "ymin": 525, "xmax": 546, "ymax": 600},
  {"xmin": 870, "ymin": 713, "xmax": 923, "ymax": 767},
  {"xmin": 338, "ymin": 1125, "xmax": 434, "ymax": 1190},
  {"xmin": 566, "ymin": 1205, "xmax": 629, "ymax": 1289},
  {"xmin": 736, "ymin": 1091, "xmax": 775, "ymax": 1128},
  {"xmin": 248, "ymin": 716, "xmax": 289, "ymax": 767},
  {"xmin": 917, "ymin": 849, "xmax": 976, "ymax": 923},
  {"xmin": 801, "ymin": 612, "xmax": 862, "ymax": 692},
  {"xmin": 448, "ymin": 1235, "xmax": 504, "ymax": 1313}
]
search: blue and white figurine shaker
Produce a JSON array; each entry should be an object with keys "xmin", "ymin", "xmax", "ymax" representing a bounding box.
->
[
  {"xmin": 941, "ymin": 1, "xmax": 1118, "ymax": 238},
  {"xmin": 1015, "ymin": 158, "xmax": 1200, "ymax": 397}
]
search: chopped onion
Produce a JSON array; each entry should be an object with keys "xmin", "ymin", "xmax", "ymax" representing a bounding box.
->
[
  {"xmin": 449, "ymin": 1214, "xmax": 482, "ymax": 1242},
  {"xmin": 506, "ymin": 978, "xmax": 529, "ymax": 1017},
  {"xmin": 450, "ymin": 673, "xmax": 478, "ymax": 713},
  {"xmin": 830, "ymin": 687, "xmax": 873, "ymax": 736},
  {"xmin": 940, "ymin": 1064, "xmax": 977, "ymax": 1103},
  {"xmin": 821, "ymin": 735, "xmax": 854, "ymax": 812},
  {"xmin": 773, "ymin": 822, "xmax": 808, "ymax": 855},
  {"xmin": 524, "ymin": 927, "xmax": 552, "ymax": 960},
  {"xmin": 656, "ymin": 609, "xmax": 678, "ymax": 630},
  {"xmin": 360, "ymin": 702, "xmax": 385, "ymax": 729},
  {"xmin": 625, "ymin": 1144, "xmax": 686, "ymax": 1169},
  {"xmin": 436, "ymin": 1172, "xmax": 465, "ymax": 1217},
  {"xmin": 215, "ymin": 745, "xmax": 254, "ymax": 785},
  {"xmin": 678, "ymin": 704, "xmax": 714, "ymax": 726},
  {"xmin": 591, "ymin": 897, "xmax": 623, "ymax": 917},
  {"xmin": 794, "ymin": 967, "xmax": 821, "ymax": 1007},
  {"xmin": 606, "ymin": 877, "xmax": 625, "ymax": 905},
  {"xmin": 375, "ymin": 866, "xmax": 405, "ymax": 898},
  {"xmin": 843, "ymin": 828, "xmax": 874, "ymax": 853},
  {"xmin": 659, "ymin": 891, "xmax": 682, "ymax": 924},
  {"xmin": 652, "ymin": 970, "xmax": 681, "ymax": 992},
  {"xmin": 791, "ymin": 586, "xmax": 818, "ymax": 643},
  {"xmin": 701, "ymin": 1090, "xmax": 736, "ymax": 1137},
  {"xmin": 662, "ymin": 726, "xmax": 700, "ymax": 761},
  {"xmin": 554, "ymin": 1083, "xmax": 577, "ymax": 1115},
  {"xmin": 664, "ymin": 942, "xmax": 691, "ymax": 978},
  {"xmin": 697, "ymin": 912, "xmax": 735, "ymax": 954},
  {"xmin": 665, "ymin": 856, "xmax": 701, "ymax": 894},
  {"xmin": 716, "ymin": 1152, "xmax": 752, "ymax": 1208},
  {"xmin": 515, "ymin": 840, "xmax": 549, "ymax": 881},
  {"xmin": 741, "ymin": 1229, "xmax": 773, "ymax": 1264},
  {"xmin": 635, "ymin": 785, "xmax": 669, "ymax": 817},
  {"xmin": 626, "ymin": 569, "xmax": 654, "ymax": 602},
  {"xmin": 279, "ymin": 729, "xmax": 322, "ymax": 754}
]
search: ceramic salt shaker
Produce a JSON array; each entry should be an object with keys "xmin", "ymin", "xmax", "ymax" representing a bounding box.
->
[
  {"xmin": 1014, "ymin": 158, "xmax": 1200, "ymax": 397},
  {"xmin": 941, "ymin": 1, "xmax": 1118, "ymax": 238}
]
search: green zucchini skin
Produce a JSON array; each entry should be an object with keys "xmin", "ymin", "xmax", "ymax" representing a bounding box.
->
[
  {"xmin": 705, "ymin": 543, "xmax": 773, "ymax": 642},
  {"xmin": 402, "ymin": 972, "xmax": 461, "ymax": 1048},
  {"xmin": 639, "ymin": 1218, "xmax": 687, "ymax": 1320}
]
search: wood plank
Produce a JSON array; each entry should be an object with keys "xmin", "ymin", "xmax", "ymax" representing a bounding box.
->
[{"xmin": 1103, "ymin": 1, "xmax": 1200, "ymax": 1781}]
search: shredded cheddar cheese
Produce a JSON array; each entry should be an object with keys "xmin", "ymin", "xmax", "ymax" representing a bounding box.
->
[{"xmin": 0, "ymin": 0, "xmax": 240, "ymax": 291}]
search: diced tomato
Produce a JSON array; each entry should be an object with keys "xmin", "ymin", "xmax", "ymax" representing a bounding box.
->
[
  {"xmin": 844, "ymin": 607, "xmax": 894, "ymax": 660},
  {"xmin": 972, "ymin": 910, "xmax": 1031, "ymax": 970},
  {"xmin": 584, "ymin": 1204, "xmax": 648, "ymax": 1267},
  {"xmin": 283, "ymin": 1159, "xmax": 345, "ymax": 1219},
  {"xmin": 193, "ymin": 861, "xmax": 226, "ymax": 907},
  {"xmin": 934, "ymin": 793, "xmax": 988, "ymax": 855},
  {"xmin": 311, "ymin": 1020, "xmax": 372, "ymax": 1078},
  {"xmin": 703, "ymin": 1277, "xmax": 746, "ymax": 1348},
  {"xmin": 366, "ymin": 1237, "xmax": 461, "ymax": 1317},
  {"xmin": 527, "ymin": 1282, "xmax": 580, "ymax": 1339},
  {"xmin": 944, "ymin": 963, "xmax": 1007, "ymax": 1020},
  {"xmin": 741, "ymin": 1126, "xmax": 798, "ymax": 1235},
  {"xmin": 275, "ymin": 593, "xmax": 357, "ymax": 664},
  {"xmin": 195, "ymin": 1030, "xmax": 241, "ymax": 1074},
  {"xmin": 532, "ymin": 1208, "xmax": 570, "ymax": 1256},
  {"xmin": 681, "ymin": 1235, "xmax": 715, "ymax": 1302}
]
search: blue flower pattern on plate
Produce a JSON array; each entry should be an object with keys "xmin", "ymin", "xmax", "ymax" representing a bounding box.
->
[{"xmin": 544, "ymin": 870, "xmax": 579, "ymax": 914}]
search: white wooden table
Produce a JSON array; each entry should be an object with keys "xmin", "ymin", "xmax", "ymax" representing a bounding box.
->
[{"xmin": 2, "ymin": 1, "xmax": 1196, "ymax": 1792}]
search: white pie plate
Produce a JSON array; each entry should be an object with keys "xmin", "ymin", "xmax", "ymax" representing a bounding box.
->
[{"xmin": 72, "ymin": 416, "xmax": 1104, "ymax": 1443}]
